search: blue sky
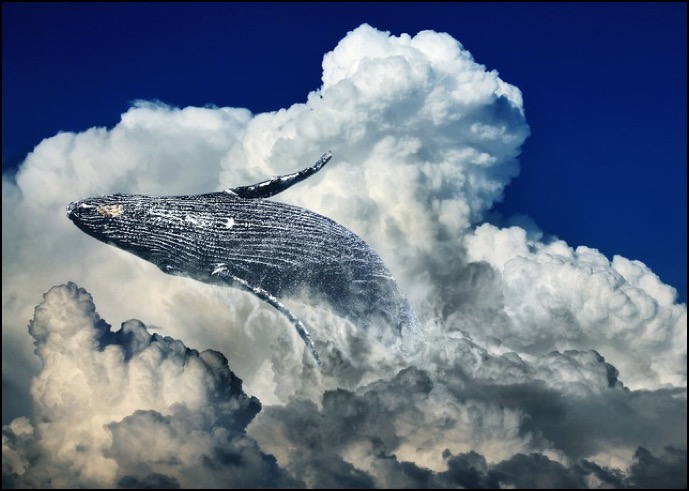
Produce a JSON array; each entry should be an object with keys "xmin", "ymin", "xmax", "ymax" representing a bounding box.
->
[{"xmin": 2, "ymin": 2, "xmax": 686, "ymax": 303}]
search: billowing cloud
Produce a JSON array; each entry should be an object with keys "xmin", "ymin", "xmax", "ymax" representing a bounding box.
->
[
  {"xmin": 2, "ymin": 283, "xmax": 297, "ymax": 489},
  {"xmin": 463, "ymin": 224, "xmax": 686, "ymax": 389},
  {"xmin": 2, "ymin": 24, "xmax": 686, "ymax": 488},
  {"xmin": 3, "ymin": 283, "xmax": 685, "ymax": 488}
]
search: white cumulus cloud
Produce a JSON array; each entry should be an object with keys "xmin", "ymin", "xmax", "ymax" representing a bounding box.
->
[
  {"xmin": 2, "ymin": 24, "xmax": 686, "ymax": 488},
  {"xmin": 3, "ymin": 283, "xmax": 296, "ymax": 488},
  {"xmin": 464, "ymin": 224, "xmax": 686, "ymax": 389}
]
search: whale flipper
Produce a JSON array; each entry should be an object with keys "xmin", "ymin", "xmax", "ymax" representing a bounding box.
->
[
  {"xmin": 227, "ymin": 152, "xmax": 332, "ymax": 199},
  {"xmin": 211, "ymin": 263, "xmax": 321, "ymax": 365}
]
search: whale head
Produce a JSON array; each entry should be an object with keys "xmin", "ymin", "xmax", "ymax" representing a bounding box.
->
[{"xmin": 66, "ymin": 193, "xmax": 213, "ymax": 276}]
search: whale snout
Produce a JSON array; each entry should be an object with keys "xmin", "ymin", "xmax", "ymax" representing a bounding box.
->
[
  {"xmin": 67, "ymin": 200, "xmax": 83, "ymax": 219},
  {"xmin": 66, "ymin": 200, "xmax": 78, "ymax": 217},
  {"xmin": 66, "ymin": 199, "xmax": 97, "ymax": 222}
]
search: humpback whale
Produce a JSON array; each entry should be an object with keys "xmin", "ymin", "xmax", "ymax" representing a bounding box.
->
[{"xmin": 67, "ymin": 153, "xmax": 419, "ymax": 364}]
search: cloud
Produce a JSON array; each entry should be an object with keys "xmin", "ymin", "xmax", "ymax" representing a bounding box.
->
[
  {"xmin": 2, "ymin": 24, "xmax": 686, "ymax": 488},
  {"xmin": 252, "ymin": 340, "xmax": 685, "ymax": 486},
  {"xmin": 463, "ymin": 224, "xmax": 686, "ymax": 389},
  {"xmin": 4, "ymin": 283, "xmax": 685, "ymax": 488},
  {"xmin": 2, "ymin": 282, "xmax": 298, "ymax": 488}
]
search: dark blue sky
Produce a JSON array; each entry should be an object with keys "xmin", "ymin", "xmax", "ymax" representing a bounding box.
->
[{"xmin": 3, "ymin": 2, "xmax": 686, "ymax": 303}]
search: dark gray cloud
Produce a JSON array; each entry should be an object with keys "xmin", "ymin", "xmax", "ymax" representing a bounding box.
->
[
  {"xmin": 626, "ymin": 446, "xmax": 687, "ymax": 489},
  {"xmin": 118, "ymin": 473, "xmax": 181, "ymax": 489},
  {"xmin": 252, "ymin": 349, "xmax": 684, "ymax": 487}
]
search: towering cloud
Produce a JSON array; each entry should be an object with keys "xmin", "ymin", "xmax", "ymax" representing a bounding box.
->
[
  {"xmin": 2, "ymin": 283, "xmax": 297, "ymax": 488},
  {"xmin": 2, "ymin": 24, "xmax": 686, "ymax": 488}
]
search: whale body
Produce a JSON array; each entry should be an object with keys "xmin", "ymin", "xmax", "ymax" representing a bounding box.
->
[{"xmin": 67, "ymin": 153, "xmax": 419, "ymax": 363}]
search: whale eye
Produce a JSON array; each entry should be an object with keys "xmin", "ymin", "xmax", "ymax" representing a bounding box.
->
[{"xmin": 96, "ymin": 204, "xmax": 123, "ymax": 218}]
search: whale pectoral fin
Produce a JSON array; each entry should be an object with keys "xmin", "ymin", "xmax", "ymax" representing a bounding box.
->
[
  {"xmin": 227, "ymin": 152, "xmax": 332, "ymax": 199},
  {"xmin": 211, "ymin": 265, "xmax": 321, "ymax": 365}
]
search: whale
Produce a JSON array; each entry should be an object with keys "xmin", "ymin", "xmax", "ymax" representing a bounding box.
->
[{"xmin": 67, "ymin": 153, "xmax": 419, "ymax": 364}]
